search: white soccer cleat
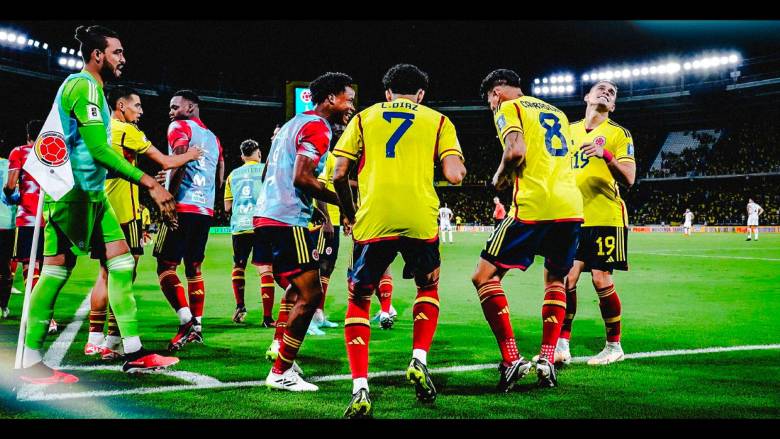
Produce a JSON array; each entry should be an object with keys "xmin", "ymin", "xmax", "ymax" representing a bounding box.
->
[
  {"xmin": 265, "ymin": 339, "xmax": 280, "ymax": 362},
  {"xmin": 265, "ymin": 367, "xmax": 319, "ymax": 391},
  {"xmin": 389, "ymin": 305, "xmax": 398, "ymax": 319},
  {"xmin": 587, "ymin": 342, "xmax": 625, "ymax": 366},
  {"xmin": 554, "ymin": 338, "xmax": 572, "ymax": 364}
]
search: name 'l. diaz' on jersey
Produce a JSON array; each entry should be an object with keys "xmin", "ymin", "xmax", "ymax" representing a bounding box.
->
[
  {"xmin": 494, "ymin": 96, "xmax": 583, "ymax": 222},
  {"xmin": 167, "ymin": 118, "xmax": 222, "ymax": 216},
  {"xmin": 570, "ymin": 118, "xmax": 635, "ymax": 227},
  {"xmin": 254, "ymin": 111, "xmax": 331, "ymax": 227}
]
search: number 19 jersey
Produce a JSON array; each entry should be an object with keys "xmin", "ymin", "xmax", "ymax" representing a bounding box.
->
[
  {"xmin": 334, "ymin": 98, "xmax": 464, "ymax": 242},
  {"xmin": 494, "ymin": 96, "xmax": 583, "ymax": 223}
]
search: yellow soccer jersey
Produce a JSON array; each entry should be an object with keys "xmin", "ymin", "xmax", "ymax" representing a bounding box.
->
[
  {"xmin": 141, "ymin": 207, "xmax": 151, "ymax": 229},
  {"xmin": 570, "ymin": 118, "xmax": 634, "ymax": 227},
  {"xmin": 308, "ymin": 153, "xmax": 341, "ymax": 230},
  {"xmin": 334, "ymin": 98, "xmax": 464, "ymax": 242},
  {"xmin": 106, "ymin": 119, "xmax": 153, "ymax": 224},
  {"xmin": 494, "ymin": 96, "xmax": 583, "ymax": 222}
]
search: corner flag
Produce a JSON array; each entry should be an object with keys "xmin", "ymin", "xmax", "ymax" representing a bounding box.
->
[{"xmin": 22, "ymin": 104, "xmax": 74, "ymax": 201}]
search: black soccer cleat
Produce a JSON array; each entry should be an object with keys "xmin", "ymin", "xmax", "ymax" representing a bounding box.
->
[
  {"xmin": 406, "ymin": 358, "xmax": 437, "ymax": 403},
  {"xmin": 343, "ymin": 388, "xmax": 373, "ymax": 419},
  {"xmin": 536, "ymin": 357, "xmax": 558, "ymax": 388},
  {"xmin": 497, "ymin": 358, "xmax": 533, "ymax": 392},
  {"xmin": 168, "ymin": 318, "xmax": 197, "ymax": 352}
]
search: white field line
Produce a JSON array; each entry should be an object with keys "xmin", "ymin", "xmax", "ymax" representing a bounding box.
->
[
  {"xmin": 633, "ymin": 251, "xmax": 780, "ymax": 261},
  {"xmin": 17, "ymin": 343, "xmax": 780, "ymax": 402}
]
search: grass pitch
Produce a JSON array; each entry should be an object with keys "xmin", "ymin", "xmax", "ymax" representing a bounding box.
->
[{"xmin": 1, "ymin": 231, "xmax": 779, "ymax": 419}]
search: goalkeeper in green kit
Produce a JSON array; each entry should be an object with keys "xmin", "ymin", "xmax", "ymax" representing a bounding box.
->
[{"xmin": 18, "ymin": 25, "xmax": 180, "ymax": 384}]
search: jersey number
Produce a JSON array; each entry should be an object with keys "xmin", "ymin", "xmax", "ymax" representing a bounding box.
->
[
  {"xmin": 383, "ymin": 112, "xmax": 415, "ymax": 158},
  {"xmin": 596, "ymin": 236, "xmax": 615, "ymax": 256},
  {"xmin": 572, "ymin": 150, "xmax": 590, "ymax": 169},
  {"xmin": 538, "ymin": 112, "xmax": 569, "ymax": 157}
]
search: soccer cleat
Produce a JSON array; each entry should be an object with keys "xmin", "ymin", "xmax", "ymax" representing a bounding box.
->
[
  {"xmin": 533, "ymin": 339, "xmax": 572, "ymax": 365},
  {"xmin": 232, "ymin": 306, "xmax": 247, "ymax": 324},
  {"xmin": 187, "ymin": 327, "xmax": 204, "ymax": 344},
  {"xmin": 100, "ymin": 342, "xmax": 124, "ymax": 361},
  {"xmin": 379, "ymin": 312, "xmax": 395, "ymax": 330},
  {"xmin": 265, "ymin": 367, "xmax": 318, "ymax": 391},
  {"xmin": 262, "ymin": 316, "xmax": 276, "ymax": 328},
  {"xmin": 48, "ymin": 319, "xmax": 58, "ymax": 334},
  {"xmin": 307, "ymin": 321, "xmax": 326, "ymax": 336},
  {"xmin": 587, "ymin": 342, "xmax": 625, "ymax": 366},
  {"xmin": 168, "ymin": 318, "xmax": 197, "ymax": 352},
  {"xmin": 122, "ymin": 349, "xmax": 179, "ymax": 373},
  {"xmin": 265, "ymin": 339, "xmax": 280, "ymax": 361},
  {"xmin": 389, "ymin": 305, "xmax": 398, "ymax": 319},
  {"xmin": 746, "ymin": 237, "xmax": 752, "ymax": 241},
  {"xmin": 343, "ymin": 388, "xmax": 373, "ymax": 419},
  {"xmin": 497, "ymin": 358, "xmax": 533, "ymax": 392},
  {"xmin": 536, "ymin": 357, "xmax": 558, "ymax": 387},
  {"xmin": 18, "ymin": 362, "xmax": 79, "ymax": 385},
  {"xmin": 1, "ymin": 307, "xmax": 9, "ymax": 319},
  {"xmin": 319, "ymin": 318, "xmax": 339, "ymax": 328},
  {"xmin": 370, "ymin": 310, "xmax": 382, "ymax": 323},
  {"xmin": 84, "ymin": 342, "xmax": 103, "ymax": 356},
  {"xmin": 406, "ymin": 358, "xmax": 436, "ymax": 403}
]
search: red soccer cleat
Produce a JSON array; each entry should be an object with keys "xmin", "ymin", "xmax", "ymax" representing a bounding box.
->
[
  {"xmin": 122, "ymin": 349, "xmax": 179, "ymax": 373},
  {"xmin": 18, "ymin": 362, "xmax": 79, "ymax": 385}
]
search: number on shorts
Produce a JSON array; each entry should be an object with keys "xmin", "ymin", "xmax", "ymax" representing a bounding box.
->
[{"xmin": 596, "ymin": 236, "xmax": 616, "ymax": 256}]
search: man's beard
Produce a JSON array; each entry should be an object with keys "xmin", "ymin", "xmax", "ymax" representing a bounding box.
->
[{"xmin": 101, "ymin": 62, "xmax": 122, "ymax": 81}]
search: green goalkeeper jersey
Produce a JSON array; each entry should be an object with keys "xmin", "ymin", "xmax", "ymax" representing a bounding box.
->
[{"xmin": 50, "ymin": 71, "xmax": 143, "ymax": 202}]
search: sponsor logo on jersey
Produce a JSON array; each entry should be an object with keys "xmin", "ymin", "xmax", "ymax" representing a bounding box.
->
[{"xmin": 193, "ymin": 174, "xmax": 206, "ymax": 187}]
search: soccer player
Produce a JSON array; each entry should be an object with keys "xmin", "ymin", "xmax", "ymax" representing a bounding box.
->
[
  {"xmin": 154, "ymin": 89, "xmax": 224, "ymax": 351},
  {"xmin": 0, "ymin": 153, "xmax": 17, "ymax": 319},
  {"xmin": 334, "ymin": 64, "xmax": 466, "ymax": 418},
  {"xmin": 559, "ymin": 80, "xmax": 636, "ymax": 366},
  {"xmin": 224, "ymin": 139, "xmax": 270, "ymax": 325},
  {"xmin": 471, "ymin": 69, "xmax": 583, "ymax": 391},
  {"xmin": 254, "ymin": 72, "xmax": 354, "ymax": 391},
  {"xmin": 746, "ymin": 198, "xmax": 764, "ymax": 241},
  {"xmin": 3, "ymin": 120, "xmax": 54, "ymax": 331},
  {"xmin": 492, "ymin": 196, "xmax": 506, "ymax": 227},
  {"xmin": 439, "ymin": 203, "xmax": 454, "ymax": 244},
  {"xmin": 683, "ymin": 209, "xmax": 694, "ymax": 237},
  {"xmin": 18, "ymin": 25, "xmax": 179, "ymax": 384},
  {"xmin": 84, "ymin": 86, "xmax": 203, "ymax": 359}
]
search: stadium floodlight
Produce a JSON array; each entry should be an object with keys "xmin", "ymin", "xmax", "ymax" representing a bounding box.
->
[
  {"xmin": 67, "ymin": 58, "xmax": 76, "ymax": 68},
  {"xmin": 692, "ymin": 60, "xmax": 701, "ymax": 69},
  {"xmin": 683, "ymin": 62, "xmax": 692, "ymax": 70},
  {"xmin": 76, "ymin": 60, "xmax": 84, "ymax": 69},
  {"xmin": 649, "ymin": 65, "xmax": 658, "ymax": 74},
  {"xmin": 533, "ymin": 87, "xmax": 541, "ymax": 95},
  {"xmin": 27, "ymin": 39, "xmax": 34, "ymax": 46},
  {"xmin": 78, "ymin": 50, "xmax": 82, "ymax": 57},
  {"xmin": 582, "ymin": 73, "xmax": 590, "ymax": 81},
  {"xmin": 58, "ymin": 57, "xmax": 67, "ymax": 66},
  {"xmin": 16, "ymin": 35, "xmax": 26, "ymax": 45},
  {"xmin": 6, "ymin": 33, "xmax": 16, "ymax": 42},
  {"xmin": 550, "ymin": 76, "xmax": 558, "ymax": 84},
  {"xmin": 542, "ymin": 78, "xmax": 548, "ymax": 84},
  {"xmin": 621, "ymin": 69, "xmax": 630, "ymax": 78},
  {"xmin": 566, "ymin": 84, "xmax": 574, "ymax": 93},
  {"xmin": 729, "ymin": 53, "xmax": 739, "ymax": 64},
  {"xmin": 542, "ymin": 86, "xmax": 549, "ymax": 94},
  {"xmin": 632, "ymin": 68, "xmax": 640, "ymax": 76},
  {"xmin": 564, "ymin": 74, "xmax": 572, "ymax": 83},
  {"xmin": 61, "ymin": 46, "xmax": 67, "ymax": 54},
  {"xmin": 641, "ymin": 67, "xmax": 649, "ymax": 75},
  {"xmin": 0, "ymin": 31, "xmax": 6, "ymax": 41},
  {"xmin": 69, "ymin": 48, "xmax": 75, "ymax": 55},
  {"xmin": 534, "ymin": 78, "xmax": 540, "ymax": 84},
  {"xmin": 42, "ymin": 42, "xmax": 48, "ymax": 50},
  {"xmin": 33, "ymin": 41, "xmax": 40, "ymax": 48},
  {"xmin": 614, "ymin": 70, "xmax": 623, "ymax": 78}
]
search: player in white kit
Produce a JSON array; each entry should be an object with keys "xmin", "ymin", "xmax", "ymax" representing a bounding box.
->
[
  {"xmin": 746, "ymin": 199, "xmax": 764, "ymax": 241},
  {"xmin": 683, "ymin": 209, "xmax": 694, "ymax": 237},
  {"xmin": 439, "ymin": 203, "xmax": 454, "ymax": 244}
]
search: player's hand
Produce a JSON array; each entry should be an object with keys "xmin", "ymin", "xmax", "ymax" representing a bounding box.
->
[
  {"xmin": 492, "ymin": 171, "xmax": 510, "ymax": 191},
  {"xmin": 581, "ymin": 141, "xmax": 604, "ymax": 158},
  {"xmin": 186, "ymin": 146, "xmax": 205, "ymax": 162},
  {"xmin": 341, "ymin": 215, "xmax": 355, "ymax": 236},
  {"xmin": 311, "ymin": 206, "xmax": 327, "ymax": 225},
  {"xmin": 143, "ymin": 175, "xmax": 178, "ymax": 230},
  {"xmin": 154, "ymin": 170, "xmax": 168, "ymax": 185}
]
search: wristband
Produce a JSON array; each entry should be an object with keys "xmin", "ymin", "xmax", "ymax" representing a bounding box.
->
[{"xmin": 602, "ymin": 149, "xmax": 615, "ymax": 163}]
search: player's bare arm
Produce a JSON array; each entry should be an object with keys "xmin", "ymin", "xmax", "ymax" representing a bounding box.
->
[
  {"xmin": 144, "ymin": 144, "xmax": 203, "ymax": 170},
  {"xmin": 493, "ymin": 131, "xmax": 527, "ymax": 191},
  {"xmin": 316, "ymin": 198, "xmax": 335, "ymax": 240},
  {"xmin": 166, "ymin": 138, "xmax": 191, "ymax": 197},
  {"xmin": 216, "ymin": 157, "xmax": 225, "ymax": 190},
  {"xmin": 333, "ymin": 156, "xmax": 356, "ymax": 225},
  {"xmin": 581, "ymin": 141, "xmax": 636, "ymax": 187},
  {"xmin": 442, "ymin": 155, "xmax": 466, "ymax": 185},
  {"xmin": 293, "ymin": 154, "xmax": 339, "ymax": 206},
  {"xmin": 2, "ymin": 169, "xmax": 19, "ymax": 202}
]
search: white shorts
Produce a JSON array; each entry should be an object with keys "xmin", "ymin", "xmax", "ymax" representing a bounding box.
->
[
  {"xmin": 683, "ymin": 222, "xmax": 692, "ymax": 229},
  {"xmin": 747, "ymin": 215, "xmax": 759, "ymax": 226},
  {"xmin": 440, "ymin": 222, "xmax": 452, "ymax": 231}
]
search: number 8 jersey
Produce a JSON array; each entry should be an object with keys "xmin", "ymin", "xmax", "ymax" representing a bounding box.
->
[
  {"xmin": 333, "ymin": 98, "xmax": 464, "ymax": 242},
  {"xmin": 493, "ymin": 96, "xmax": 583, "ymax": 223}
]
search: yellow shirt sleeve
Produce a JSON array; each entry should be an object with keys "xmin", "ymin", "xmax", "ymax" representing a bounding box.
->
[
  {"xmin": 333, "ymin": 113, "xmax": 363, "ymax": 161},
  {"xmin": 613, "ymin": 128, "xmax": 635, "ymax": 163},
  {"xmin": 120, "ymin": 124, "xmax": 153, "ymax": 154},
  {"xmin": 495, "ymin": 101, "xmax": 523, "ymax": 145},
  {"xmin": 224, "ymin": 173, "xmax": 233, "ymax": 201},
  {"xmin": 437, "ymin": 117, "xmax": 464, "ymax": 162}
]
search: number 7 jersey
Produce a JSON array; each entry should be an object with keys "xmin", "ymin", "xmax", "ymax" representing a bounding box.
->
[
  {"xmin": 333, "ymin": 97, "xmax": 464, "ymax": 242},
  {"xmin": 494, "ymin": 96, "xmax": 583, "ymax": 223}
]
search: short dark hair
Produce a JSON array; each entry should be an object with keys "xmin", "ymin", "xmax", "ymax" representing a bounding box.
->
[
  {"xmin": 590, "ymin": 80, "xmax": 619, "ymax": 93},
  {"xmin": 74, "ymin": 25, "xmax": 120, "ymax": 63},
  {"xmin": 240, "ymin": 139, "xmax": 260, "ymax": 157},
  {"xmin": 108, "ymin": 86, "xmax": 139, "ymax": 109},
  {"xmin": 309, "ymin": 72, "xmax": 353, "ymax": 105},
  {"xmin": 173, "ymin": 89, "xmax": 200, "ymax": 105},
  {"xmin": 480, "ymin": 69, "xmax": 522, "ymax": 99},
  {"xmin": 26, "ymin": 120, "xmax": 43, "ymax": 141},
  {"xmin": 382, "ymin": 64, "xmax": 429, "ymax": 94}
]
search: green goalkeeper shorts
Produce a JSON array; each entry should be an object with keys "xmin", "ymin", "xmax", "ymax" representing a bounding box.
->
[{"xmin": 43, "ymin": 193, "xmax": 125, "ymax": 257}]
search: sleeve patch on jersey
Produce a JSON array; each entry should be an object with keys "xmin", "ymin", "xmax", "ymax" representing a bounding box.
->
[
  {"xmin": 496, "ymin": 114, "xmax": 507, "ymax": 132},
  {"xmin": 626, "ymin": 143, "xmax": 634, "ymax": 156},
  {"xmin": 87, "ymin": 104, "xmax": 102, "ymax": 122}
]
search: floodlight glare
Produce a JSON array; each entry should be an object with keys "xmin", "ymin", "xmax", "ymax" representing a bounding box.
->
[
  {"xmin": 566, "ymin": 85, "xmax": 574, "ymax": 93},
  {"xmin": 534, "ymin": 78, "xmax": 540, "ymax": 84},
  {"xmin": 550, "ymin": 76, "xmax": 558, "ymax": 84},
  {"xmin": 58, "ymin": 57, "xmax": 67, "ymax": 66},
  {"xmin": 582, "ymin": 74, "xmax": 590, "ymax": 81},
  {"xmin": 542, "ymin": 78, "xmax": 548, "ymax": 84},
  {"xmin": 16, "ymin": 35, "xmax": 26, "ymax": 45},
  {"xmin": 621, "ymin": 69, "xmax": 630, "ymax": 77},
  {"xmin": 632, "ymin": 68, "xmax": 640, "ymax": 76},
  {"xmin": 78, "ymin": 51, "xmax": 82, "ymax": 57},
  {"xmin": 69, "ymin": 48, "xmax": 75, "ymax": 55},
  {"xmin": 729, "ymin": 53, "xmax": 739, "ymax": 64},
  {"xmin": 565, "ymin": 75, "xmax": 573, "ymax": 83},
  {"xmin": 533, "ymin": 87, "xmax": 541, "ymax": 94},
  {"xmin": 542, "ymin": 86, "xmax": 549, "ymax": 93},
  {"xmin": 76, "ymin": 61, "xmax": 84, "ymax": 69},
  {"xmin": 649, "ymin": 66, "xmax": 658, "ymax": 74},
  {"xmin": 61, "ymin": 47, "xmax": 67, "ymax": 54},
  {"xmin": 27, "ymin": 39, "xmax": 34, "ymax": 46},
  {"xmin": 0, "ymin": 31, "xmax": 6, "ymax": 41},
  {"xmin": 7, "ymin": 33, "xmax": 16, "ymax": 42},
  {"xmin": 42, "ymin": 43, "xmax": 48, "ymax": 50},
  {"xmin": 33, "ymin": 41, "xmax": 40, "ymax": 48},
  {"xmin": 67, "ymin": 58, "xmax": 76, "ymax": 68},
  {"xmin": 683, "ymin": 62, "xmax": 692, "ymax": 70},
  {"xmin": 641, "ymin": 67, "xmax": 649, "ymax": 75}
]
